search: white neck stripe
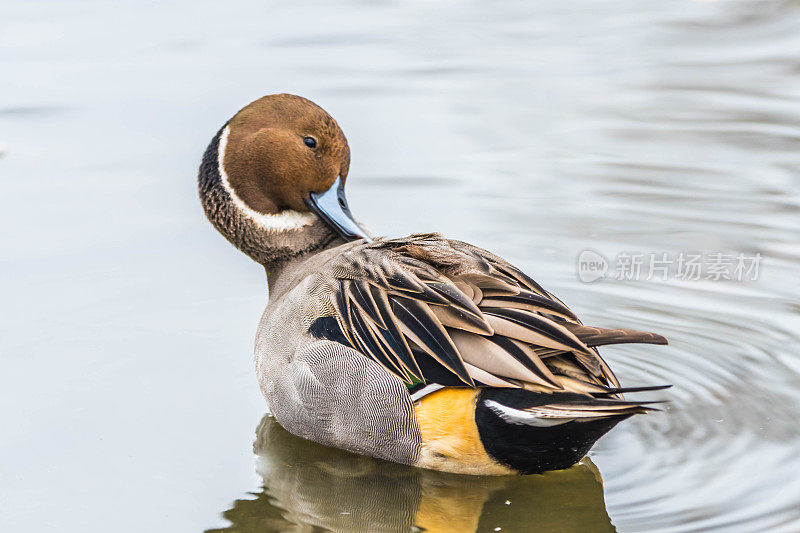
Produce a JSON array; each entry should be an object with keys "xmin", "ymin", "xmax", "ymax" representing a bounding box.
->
[{"xmin": 217, "ymin": 125, "xmax": 317, "ymax": 232}]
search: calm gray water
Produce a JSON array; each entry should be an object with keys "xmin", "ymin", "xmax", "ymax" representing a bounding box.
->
[{"xmin": 2, "ymin": 1, "xmax": 800, "ymax": 531}]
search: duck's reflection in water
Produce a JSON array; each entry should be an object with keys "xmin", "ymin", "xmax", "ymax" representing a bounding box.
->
[{"xmin": 208, "ymin": 415, "xmax": 615, "ymax": 533}]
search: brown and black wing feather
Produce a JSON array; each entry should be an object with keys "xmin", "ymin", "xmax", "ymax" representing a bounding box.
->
[{"xmin": 314, "ymin": 234, "xmax": 668, "ymax": 396}]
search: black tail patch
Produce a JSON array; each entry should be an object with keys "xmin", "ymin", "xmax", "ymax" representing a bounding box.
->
[{"xmin": 475, "ymin": 389, "xmax": 648, "ymax": 474}]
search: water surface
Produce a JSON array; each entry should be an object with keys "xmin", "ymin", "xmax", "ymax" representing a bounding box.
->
[{"xmin": 2, "ymin": 0, "xmax": 799, "ymax": 531}]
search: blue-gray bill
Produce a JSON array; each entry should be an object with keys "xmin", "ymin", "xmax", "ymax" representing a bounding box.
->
[{"xmin": 306, "ymin": 176, "xmax": 371, "ymax": 241}]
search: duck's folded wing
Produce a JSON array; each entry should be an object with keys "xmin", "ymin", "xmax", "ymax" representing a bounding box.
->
[{"xmin": 320, "ymin": 234, "xmax": 667, "ymax": 393}]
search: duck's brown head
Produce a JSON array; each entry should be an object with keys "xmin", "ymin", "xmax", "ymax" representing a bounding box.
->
[{"xmin": 198, "ymin": 94, "xmax": 369, "ymax": 269}]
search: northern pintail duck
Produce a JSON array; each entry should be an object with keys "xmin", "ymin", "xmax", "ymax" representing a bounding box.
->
[{"xmin": 198, "ymin": 94, "xmax": 669, "ymax": 475}]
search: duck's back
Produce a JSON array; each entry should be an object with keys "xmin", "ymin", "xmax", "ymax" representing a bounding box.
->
[{"xmin": 255, "ymin": 234, "xmax": 667, "ymax": 474}]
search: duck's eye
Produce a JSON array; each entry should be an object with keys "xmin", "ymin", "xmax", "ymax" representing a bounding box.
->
[{"xmin": 303, "ymin": 136, "xmax": 317, "ymax": 149}]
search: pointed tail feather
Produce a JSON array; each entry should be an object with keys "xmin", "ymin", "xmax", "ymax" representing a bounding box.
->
[{"xmin": 591, "ymin": 384, "xmax": 673, "ymax": 398}]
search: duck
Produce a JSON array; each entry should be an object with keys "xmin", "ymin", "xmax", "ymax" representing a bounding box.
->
[{"xmin": 198, "ymin": 93, "xmax": 669, "ymax": 476}]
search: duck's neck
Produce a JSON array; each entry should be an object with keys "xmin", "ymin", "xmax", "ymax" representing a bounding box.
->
[
  {"xmin": 198, "ymin": 124, "xmax": 343, "ymax": 277},
  {"xmin": 264, "ymin": 238, "xmax": 357, "ymax": 300},
  {"xmin": 263, "ymin": 238, "xmax": 344, "ymax": 297}
]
